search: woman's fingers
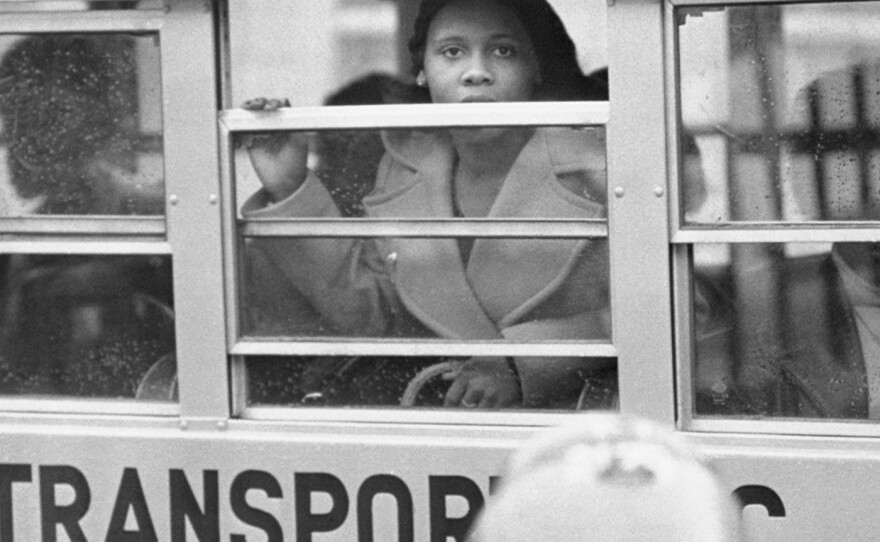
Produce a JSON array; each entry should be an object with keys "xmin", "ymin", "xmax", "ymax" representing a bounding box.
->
[
  {"xmin": 443, "ymin": 357, "xmax": 521, "ymax": 408},
  {"xmin": 242, "ymin": 97, "xmax": 269, "ymax": 110},
  {"xmin": 444, "ymin": 377, "xmax": 467, "ymax": 407},
  {"xmin": 241, "ymin": 97, "xmax": 290, "ymax": 111}
]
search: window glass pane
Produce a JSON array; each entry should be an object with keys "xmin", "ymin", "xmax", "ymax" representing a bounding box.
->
[
  {"xmin": 240, "ymin": 236, "xmax": 610, "ymax": 341},
  {"xmin": 692, "ymin": 242, "xmax": 878, "ymax": 420},
  {"xmin": 678, "ymin": 3, "xmax": 880, "ymax": 223},
  {"xmin": 246, "ymin": 355, "xmax": 616, "ymax": 410},
  {"xmin": 226, "ymin": 0, "xmax": 609, "ymax": 107},
  {"xmin": 236, "ymin": 123, "xmax": 610, "ymax": 411},
  {"xmin": 0, "ymin": 254, "xmax": 175, "ymax": 400},
  {"xmin": 235, "ymin": 127, "xmax": 607, "ymax": 219},
  {"xmin": 0, "ymin": 33, "xmax": 164, "ymax": 216}
]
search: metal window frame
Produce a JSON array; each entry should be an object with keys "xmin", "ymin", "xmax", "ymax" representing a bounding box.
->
[
  {"xmin": 0, "ymin": 10, "xmax": 168, "ymax": 240},
  {"xmin": 0, "ymin": 8, "xmax": 178, "ymax": 416},
  {"xmin": 218, "ymin": 102, "xmax": 619, "ymax": 422},
  {"xmin": 669, "ymin": 0, "xmax": 869, "ymax": 5},
  {"xmin": 0, "ymin": 3, "xmax": 226, "ymax": 422},
  {"xmin": 667, "ymin": 0, "xmax": 880, "ymax": 437},
  {"xmin": 605, "ymin": 0, "xmax": 675, "ymax": 427}
]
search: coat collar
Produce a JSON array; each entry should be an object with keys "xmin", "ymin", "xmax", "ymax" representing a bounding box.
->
[{"xmin": 363, "ymin": 128, "xmax": 605, "ymax": 339}]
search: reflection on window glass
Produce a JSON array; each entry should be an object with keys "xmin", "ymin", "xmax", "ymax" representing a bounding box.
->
[
  {"xmin": 678, "ymin": 3, "xmax": 880, "ymax": 223},
  {"xmin": 226, "ymin": 0, "xmax": 609, "ymax": 107},
  {"xmin": 0, "ymin": 33, "xmax": 163, "ymax": 216},
  {"xmin": 246, "ymin": 355, "xmax": 617, "ymax": 410},
  {"xmin": 692, "ymin": 242, "xmax": 880, "ymax": 419},
  {"xmin": 0, "ymin": 254, "xmax": 175, "ymax": 400}
]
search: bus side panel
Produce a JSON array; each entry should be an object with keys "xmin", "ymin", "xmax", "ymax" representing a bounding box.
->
[
  {"xmin": 693, "ymin": 434, "xmax": 880, "ymax": 542},
  {"xmin": 0, "ymin": 423, "xmax": 521, "ymax": 541},
  {"xmin": 0, "ymin": 424, "xmax": 876, "ymax": 541}
]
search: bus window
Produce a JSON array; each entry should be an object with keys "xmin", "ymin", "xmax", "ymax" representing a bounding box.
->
[
  {"xmin": 228, "ymin": 122, "xmax": 611, "ymax": 411},
  {"xmin": 0, "ymin": 254, "xmax": 175, "ymax": 400},
  {"xmin": 677, "ymin": 3, "xmax": 880, "ymax": 419},
  {"xmin": 222, "ymin": 0, "xmax": 614, "ymax": 413},
  {"xmin": 0, "ymin": 26, "xmax": 175, "ymax": 403},
  {"xmin": 0, "ymin": 33, "xmax": 163, "ymax": 216},
  {"xmin": 678, "ymin": 2, "xmax": 880, "ymax": 224}
]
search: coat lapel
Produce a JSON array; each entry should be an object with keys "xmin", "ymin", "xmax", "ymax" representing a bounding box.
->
[
  {"xmin": 468, "ymin": 129, "xmax": 605, "ymax": 325},
  {"xmin": 365, "ymin": 130, "xmax": 500, "ymax": 339},
  {"xmin": 364, "ymin": 128, "xmax": 605, "ymax": 338}
]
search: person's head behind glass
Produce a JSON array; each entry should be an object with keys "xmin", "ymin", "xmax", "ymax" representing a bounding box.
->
[
  {"xmin": 0, "ymin": 34, "xmax": 158, "ymax": 215},
  {"xmin": 407, "ymin": 0, "xmax": 598, "ymax": 104},
  {"xmin": 469, "ymin": 414, "xmax": 743, "ymax": 542}
]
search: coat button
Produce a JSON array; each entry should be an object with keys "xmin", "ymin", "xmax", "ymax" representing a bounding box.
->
[{"xmin": 386, "ymin": 252, "xmax": 398, "ymax": 264}]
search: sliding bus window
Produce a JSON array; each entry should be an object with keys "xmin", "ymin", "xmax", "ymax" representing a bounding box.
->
[
  {"xmin": 676, "ymin": 2, "xmax": 880, "ymax": 421},
  {"xmin": 224, "ymin": 116, "xmax": 612, "ymax": 412},
  {"xmin": 223, "ymin": 0, "xmax": 612, "ymax": 413},
  {"xmin": 0, "ymin": 26, "xmax": 174, "ymax": 404}
]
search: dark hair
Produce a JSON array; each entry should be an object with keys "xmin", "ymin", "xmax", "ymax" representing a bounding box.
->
[
  {"xmin": 319, "ymin": 73, "xmax": 417, "ymax": 216},
  {"xmin": 407, "ymin": 0, "xmax": 593, "ymax": 101},
  {"xmin": 0, "ymin": 35, "xmax": 139, "ymax": 212}
]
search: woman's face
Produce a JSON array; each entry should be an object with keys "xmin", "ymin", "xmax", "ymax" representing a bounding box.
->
[{"xmin": 420, "ymin": 0, "xmax": 540, "ymax": 104}]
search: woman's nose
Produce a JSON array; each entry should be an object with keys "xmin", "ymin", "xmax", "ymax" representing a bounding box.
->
[{"xmin": 461, "ymin": 55, "xmax": 493, "ymax": 85}]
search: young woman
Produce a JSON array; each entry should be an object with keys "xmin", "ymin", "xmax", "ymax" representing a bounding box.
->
[{"xmin": 243, "ymin": 0, "xmax": 611, "ymax": 409}]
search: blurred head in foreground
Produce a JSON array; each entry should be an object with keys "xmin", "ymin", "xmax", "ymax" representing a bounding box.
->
[{"xmin": 469, "ymin": 414, "xmax": 743, "ymax": 542}]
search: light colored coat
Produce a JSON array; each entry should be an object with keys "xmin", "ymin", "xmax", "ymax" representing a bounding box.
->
[{"xmin": 242, "ymin": 127, "xmax": 611, "ymax": 406}]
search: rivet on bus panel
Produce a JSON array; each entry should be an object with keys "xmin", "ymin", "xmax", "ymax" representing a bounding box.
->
[
  {"xmin": 614, "ymin": 187, "xmax": 625, "ymax": 198},
  {"xmin": 209, "ymin": 194, "xmax": 219, "ymax": 205},
  {"xmin": 654, "ymin": 187, "xmax": 664, "ymax": 197},
  {"xmin": 180, "ymin": 420, "xmax": 189, "ymax": 430},
  {"xmin": 169, "ymin": 195, "xmax": 179, "ymax": 205}
]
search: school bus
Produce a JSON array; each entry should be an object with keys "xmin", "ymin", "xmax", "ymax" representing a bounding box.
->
[{"xmin": 0, "ymin": 0, "xmax": 879, "ymax": 540}]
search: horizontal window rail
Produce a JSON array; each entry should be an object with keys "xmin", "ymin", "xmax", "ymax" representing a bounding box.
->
[
  {"xmin": 0, "ymin": 8, "xmax": 163, "ymax": 30},
  {"xmin": 220, "ymin": 102, "xmax": 610, "ymax": 132},
  {"xmin": 674, "ymin": 224, "xmax": 880, "ymax": 244},
  {"xmin": 0, "ymin": 239, "xmax": 170, "ymax": 254},
  {"xmin": 0, "ymin": 398, "xmax": 178, "ymax": 417},
  {"xmin": 685, "ymin": 416, "xmax": 880, "ymax": 439},
  {"xmin": 231, "ymin": 339, "xmax": 617, "ymax": 359},
  {"xmin": 240, "ymin": 407, "xmax": 597, "ymax": 427},
  {"xmin": 672, "ymin": 0, "xmax": 840, "ymax": 6},
  {"xmin": 0, "ymin": 216, "xmax": 165, "ymax": 236},
  {"xmin": 240, "ymin": 219, "xmax": 608, "ymax": 239}
]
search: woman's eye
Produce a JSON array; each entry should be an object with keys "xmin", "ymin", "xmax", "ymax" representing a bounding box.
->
[{"xmin": 442, "ymin": 47, "xmax": 464, "ymax": 59}]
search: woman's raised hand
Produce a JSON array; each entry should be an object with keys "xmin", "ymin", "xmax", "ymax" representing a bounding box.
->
[{"xmin": 241, "ymin": 97, "xmax": 310, "ymax": 202}]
